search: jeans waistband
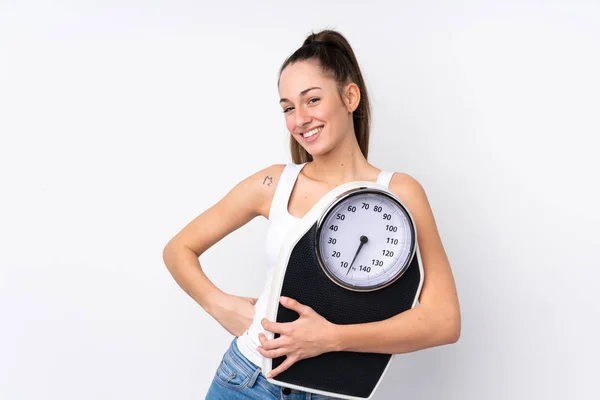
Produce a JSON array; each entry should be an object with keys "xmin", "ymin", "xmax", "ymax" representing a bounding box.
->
[{"xmin": 229, "ymin": 338, "xmax": 262, "ymax": 377}]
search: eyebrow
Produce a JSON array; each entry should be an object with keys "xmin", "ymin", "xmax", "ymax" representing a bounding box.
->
[{"xmin": 279, "ymin": 86, "xmax": 322, "ymax": 104}]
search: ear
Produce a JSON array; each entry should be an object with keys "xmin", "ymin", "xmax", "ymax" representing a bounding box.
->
[{"xmin": 343, "ymin": 82, "xmax": 361, "ymax": 113}]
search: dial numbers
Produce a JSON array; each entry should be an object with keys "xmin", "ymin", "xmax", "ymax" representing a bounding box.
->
[{"xmin": 317, "ymin": 191, "xmax": 414, "ymax": 291}]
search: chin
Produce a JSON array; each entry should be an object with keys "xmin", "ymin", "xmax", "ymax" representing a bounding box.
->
[
  {"xmin": 304, "ymin": 146, "xmax": 331, "ymax": 159},
  {"xmin": 296, "ymin": 134, "xmax": 335, "ymax": 158}
]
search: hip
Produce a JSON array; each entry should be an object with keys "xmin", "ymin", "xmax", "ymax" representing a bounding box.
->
[{"xmin": 205, "ymin": 338, "xmax": 337, "ymax": 399}]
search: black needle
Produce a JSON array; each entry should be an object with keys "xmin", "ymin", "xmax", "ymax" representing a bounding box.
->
[{"xmin": 347, "ymin": 235, "xmax": 368, "ymax": 275}]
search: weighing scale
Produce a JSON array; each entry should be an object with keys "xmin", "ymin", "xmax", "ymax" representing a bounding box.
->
[{"xmin": 262, "ymin": 180, "xmax": 424, "ymax": 399}]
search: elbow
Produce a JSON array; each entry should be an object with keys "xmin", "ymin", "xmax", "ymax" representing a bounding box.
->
[
  {"xmin": 425, "ymin": 303, "xmax": 460, "ymax": 346},
  {"xmin": 162, "ymin": 240, "xmax": 199, "ymax": 272},
  {"xmin": 162, "ymin": 244, "xmax": 175, "ymax": 272},
  {"xmin": 419, "ymin": 303, "xmax": 461, "ymax": 347},
  {"xmin": 444, "ymin": 320, "xmax": 461, "ymax": 344},
  {"xmin": 162, "ymin": 239, "xmax": 176, "ymax": 263},
  {"xmin": 162, "ymin": 240, "xmax": 185, "ymax": 270},
  {"xmin": 439, "ymin": 310, "xmax": 461, "ymax": 345}
]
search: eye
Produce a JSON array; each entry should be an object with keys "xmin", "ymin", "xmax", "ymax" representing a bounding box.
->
[
  {"xmin": 308, "ymin": 97, "xmax": 320, "ymax": 104},
  {"xmin": 282, "ymin": 106, "xmax": 294, "ymax": 113}
]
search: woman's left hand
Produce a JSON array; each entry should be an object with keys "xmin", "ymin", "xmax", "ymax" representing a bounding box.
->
[{"xmin": 257, "ymin": 296, "xmax": 340, "ymax": 379}]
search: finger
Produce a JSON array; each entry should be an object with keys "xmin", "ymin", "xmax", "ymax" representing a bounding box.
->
[
  {"xmin": 256, "ymin": 345, "xmax": 288, "ymax": 359},
  {"xmin": 261, "ymin": 318, "xmax": 290, "ymax": 335},
  {"xmin": 266, "ymin": 356, "xmax": 297, "ymax": 379},
  {"xmin": 280, "ymin": 296, "xmax": 312, "ymax": 317},
  {"xmin": 258, "ymin": 333, "xmax": 287, "ymax": 350}
]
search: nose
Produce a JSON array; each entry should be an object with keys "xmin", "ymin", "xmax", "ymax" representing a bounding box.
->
[{"xmin": 294, "ymin": 106, "xmax": 312, "ymax": 129}]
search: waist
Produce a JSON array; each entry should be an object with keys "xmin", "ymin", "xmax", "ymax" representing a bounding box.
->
[
  {"xmin": 230, "ymin": 336, "xmax": 261, "ymax": 373},
  {"xmin": 236, "ymin": 291, "xmax": 272, "ymax": 366}
]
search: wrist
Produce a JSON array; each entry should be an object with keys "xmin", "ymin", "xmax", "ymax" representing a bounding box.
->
[
  {"xmin": 202, "ymin": 289, "xmax": 228, "ymax": 316},
  {"xmin": 329, "ymin": 323, "xmax": 346, "ymax": 352}
]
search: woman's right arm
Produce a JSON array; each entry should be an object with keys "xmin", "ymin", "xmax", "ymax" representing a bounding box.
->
[{"xmin": 162, "ymin": 164, "xmax": 284, "ymax": 336}]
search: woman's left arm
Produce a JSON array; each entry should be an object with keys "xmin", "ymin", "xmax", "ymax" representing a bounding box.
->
[
  {"xmin": 258, "ymin": 173, "xmax": 461, "ymax": 377},
  {"xmin": 335, "ymin": 172, "xmax": 461, "ymax": 353}
]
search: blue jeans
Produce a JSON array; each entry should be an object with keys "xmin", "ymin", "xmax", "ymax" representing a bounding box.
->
[{"xmin": 205, "ymin": 338, "xmax": 337, "ymax": 399}]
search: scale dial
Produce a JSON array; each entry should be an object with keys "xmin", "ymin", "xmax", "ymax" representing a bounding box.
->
[{"xmin": 316, "ymin": 188, "xmax": 416, "ymax": 292}]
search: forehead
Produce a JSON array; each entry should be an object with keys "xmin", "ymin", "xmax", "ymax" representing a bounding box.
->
[{"xmin": 279, "ymin": 60, "xmax": 335, "ymax": 97}]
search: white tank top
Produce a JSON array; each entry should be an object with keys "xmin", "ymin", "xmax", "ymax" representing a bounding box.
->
[{"xmin": 235, "ymin": 162, "xmax": 396, "ymax": 367}]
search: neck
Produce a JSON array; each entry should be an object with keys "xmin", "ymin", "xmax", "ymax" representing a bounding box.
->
[{"xmin": 305, "ymin": 131, "xmax": 372, "ymax": 186}]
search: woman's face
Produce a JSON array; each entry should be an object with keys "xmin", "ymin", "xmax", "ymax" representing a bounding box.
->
[{"xmin": 278, "ymin": 60, "xmax": 352, "ymax": 157}]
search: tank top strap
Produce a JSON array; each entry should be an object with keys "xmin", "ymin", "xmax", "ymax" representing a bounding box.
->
[
  {"xmin": 268, "ymin": 163, "xmax": 307, "ymax": 220},
  {"xmin": 376, "ymin": 170, "xmax": 395, "ymax": 188}
]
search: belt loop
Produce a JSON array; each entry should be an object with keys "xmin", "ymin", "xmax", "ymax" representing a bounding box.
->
[{"xmin": 247, "ymin": 367, "xmax": 261, "ymax": 388}]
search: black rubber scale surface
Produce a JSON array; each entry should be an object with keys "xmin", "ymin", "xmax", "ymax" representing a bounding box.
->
[{"xmin": 273, "ymin": 223, "xmax": 421, "ymax": 398}]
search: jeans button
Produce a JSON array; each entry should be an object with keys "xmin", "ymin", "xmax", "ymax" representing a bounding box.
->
[{"xmin": 282, "ymin": 387, "xmax": 291, "ymax": 395}]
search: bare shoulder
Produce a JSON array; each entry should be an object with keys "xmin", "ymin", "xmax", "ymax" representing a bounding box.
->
[
  {"xmin": 243, "ymin": 163, "xmax": 287, "ymax": 218},
  {"xmin": 388, "ymin": 172, "xmax": 429, "ymax": 209},
  {"xmin": 387, "ymin": 172, "xmax": 439, "ymax": 240}
]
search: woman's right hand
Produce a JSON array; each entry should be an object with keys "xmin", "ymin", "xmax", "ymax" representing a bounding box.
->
[{"xmin": 208, "ymin": 293, "xmax": 257, "ymax": 337}]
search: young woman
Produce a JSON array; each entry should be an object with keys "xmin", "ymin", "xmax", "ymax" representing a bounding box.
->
[{"xmin": 162, "ymin": 29, "xmax": 461, "ymax": 400}]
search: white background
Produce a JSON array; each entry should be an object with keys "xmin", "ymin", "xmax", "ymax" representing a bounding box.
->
[{"xmin": 1, "ymin": 1, "xmax": 599, "ymax": 399}]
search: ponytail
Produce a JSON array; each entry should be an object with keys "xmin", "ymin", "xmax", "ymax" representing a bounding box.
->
[{"xmin": 279, "ymin": 30, "xmax": 371, "ymax": 164}]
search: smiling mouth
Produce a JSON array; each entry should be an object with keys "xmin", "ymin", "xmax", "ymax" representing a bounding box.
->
[{"xmin": 302, "ymin": 126, "xmax": 324, "ymax": 138}]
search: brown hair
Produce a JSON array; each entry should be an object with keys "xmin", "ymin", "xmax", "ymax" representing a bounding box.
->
[{"xmin": 279, "ymin": 30, "xmax": 371, "ymax": 164}]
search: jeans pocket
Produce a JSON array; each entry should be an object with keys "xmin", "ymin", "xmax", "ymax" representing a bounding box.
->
[{"xmin": 214, "ymin": 354, "xmax": 250, "ymax": 391}]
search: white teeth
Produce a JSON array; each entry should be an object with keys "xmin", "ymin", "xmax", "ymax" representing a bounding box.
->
[{"xmin": 303, "ymin": 126, "xmax": 323, "ymax": 138}]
